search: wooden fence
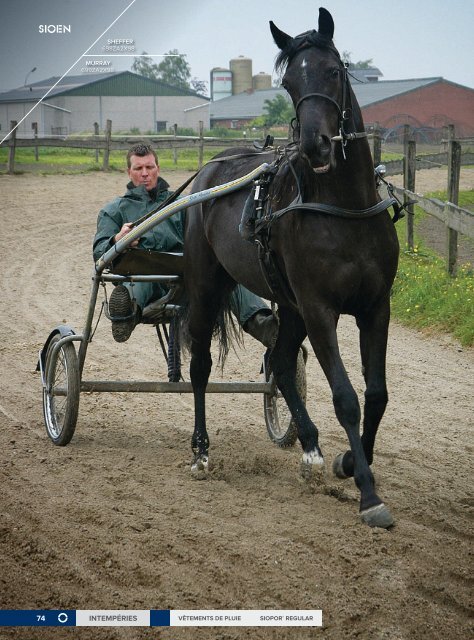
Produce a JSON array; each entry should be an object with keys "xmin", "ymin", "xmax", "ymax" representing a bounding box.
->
[
  {"xmin": 1, "ymin": 119, "xmax": 287, "ymax": 173},
  {"xmin": 375, "ymin": 125, "xmax": 473, "ymax": 276},
  {"xmin": 3, "ymin": 118, "xmax": 473, "ymax": 275}
]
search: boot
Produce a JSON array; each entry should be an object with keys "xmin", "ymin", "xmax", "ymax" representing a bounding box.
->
[
  {"xmin": 243, "ymin": 311, "xmax": 279, "ymax": 349},
  {"xmin": 108, "ymin": 284, "xmax": 140, "ymax": 343}
]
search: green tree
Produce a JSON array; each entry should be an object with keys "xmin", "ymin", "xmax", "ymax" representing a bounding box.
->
[
  {"xmin": 157, "ymin": 49, "xmax": 191, "ymax": 91},
  {"xmin": 262, "ymin": 94, "xmax": 294, "ymax": 126},
  {"xmin": 190, "ymin": 77, "xmax": 208, "ymax": 96},
  {"xmin": 341, "ymin": 51, "xmax": 374, "ymax": 69},
  {"xmin": 131, "ymin": 52, "xmax": 160, "ymax": 79},
  {"xmin": 132, "ymin": 50, "xmax": 207, "ymax": 95}
]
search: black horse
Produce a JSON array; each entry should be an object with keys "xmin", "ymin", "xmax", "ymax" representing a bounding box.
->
[{"xmin": 184, "ymin": 8, "xmax": 399, "ymax": 528}]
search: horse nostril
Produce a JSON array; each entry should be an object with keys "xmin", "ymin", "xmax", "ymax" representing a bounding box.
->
[{"xmin": 317, "ymin": 134, "xmax": 331, "ymax": 154}]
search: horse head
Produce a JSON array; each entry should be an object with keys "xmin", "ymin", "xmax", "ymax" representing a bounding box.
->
[{"xmin": 271, "ymin": 8, "xmax": 351, "ymax": 173}]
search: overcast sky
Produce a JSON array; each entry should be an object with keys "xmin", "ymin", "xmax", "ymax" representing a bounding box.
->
[{"xmin": 1, "ymin": 0, "xmax": 473, "ymax": 94}]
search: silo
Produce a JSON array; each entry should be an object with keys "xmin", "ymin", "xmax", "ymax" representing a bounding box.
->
[
  {"xmin": 229, "ymin": 56, "xmax": 252, "ymax": 95},
  {"xmin": 210, "ymin": 67, "xmax": 233, "ymax": 101},
  {"xmin": 252, "ymin": 72, "xmax": 272, "ymax": 91}
]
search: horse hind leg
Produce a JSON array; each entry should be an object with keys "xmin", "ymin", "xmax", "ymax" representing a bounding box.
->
[{"xmin": 187, "ymin": 271, "xmax": 233, "ymax": 480}]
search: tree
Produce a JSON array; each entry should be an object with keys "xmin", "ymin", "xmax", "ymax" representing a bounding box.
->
[
  {"xmin": 131, "ymin": 50, "xmax": 207, "ymax": 95},
  {"xmin": 262, "ymin": 94, "xmax": 294, "ymax": 126},
  {"xmin": 131, "ymin": 53, "xmax": 160, "ymax": 79},
  {"xmin": 341, "ymin": 50, "xmax": 374, "ymax": 69},
  {"xmin": 157, "ymin": 49, "xmax": 191, "ymax": 91},
  {"xmin": 190, "ymin": 77, "xmax": 208, "ymax": 96}
]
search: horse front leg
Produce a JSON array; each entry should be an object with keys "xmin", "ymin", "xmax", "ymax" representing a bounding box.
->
[
  {"xmin": 305, "ymin": 305, "xmax": 393, "ymax": 528},
  {"xmin": 333, "ymin": 299, "xmax": 391, "ymax": 477},
  {"xmin": 270, "ymin": 308, "xmax": 324, "ymax": 478}
]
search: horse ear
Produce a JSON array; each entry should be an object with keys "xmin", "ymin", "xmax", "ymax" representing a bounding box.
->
[
  {"xmin": 318, "ymin": 7, "xmax": 334, "ymax": 40},
  {"xmin": 269, "ymin": 21, "xmax": 293, "ymax": 50}
]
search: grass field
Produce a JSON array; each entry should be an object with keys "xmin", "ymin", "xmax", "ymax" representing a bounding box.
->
[{"xmin": 392, "ymin": 194, "xmax": 473, "ymax": 346}]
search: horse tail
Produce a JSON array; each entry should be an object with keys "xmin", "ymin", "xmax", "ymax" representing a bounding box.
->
[{"xmin": 179, "ymin": 288, "xmax": 243, "ymax": 371}]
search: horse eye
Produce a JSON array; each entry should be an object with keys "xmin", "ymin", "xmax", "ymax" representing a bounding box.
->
[{"xmin": 331, "ymin": 68, "xmax": 340, "ymax": 78}]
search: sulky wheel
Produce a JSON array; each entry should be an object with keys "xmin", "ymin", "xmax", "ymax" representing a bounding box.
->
[
  {"xmin": 42, "ymin": 334, "xmax": 80, "ymax": 446},
  {"xmin": 264, "ymin": 347, "xmax": 307, "ymax": 448}
]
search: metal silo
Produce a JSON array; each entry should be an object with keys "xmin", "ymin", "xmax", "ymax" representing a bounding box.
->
[
  {"xmin": 252, "ymin": 72, "xmax": 272, "ymax": 91},
  {"xmin": 210, "ymin": 67, "xmax": 233, "ymax": 101},
  {"xmin": 229, "ymin": 56, "xmax": 252, "ymax": 95}
]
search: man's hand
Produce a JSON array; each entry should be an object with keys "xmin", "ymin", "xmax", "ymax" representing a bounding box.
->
[{"xmin": 114, "ymin": 222, "xmax": 139, "ymax": 247}]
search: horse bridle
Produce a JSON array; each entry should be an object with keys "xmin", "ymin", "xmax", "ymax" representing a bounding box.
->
[{"xmin": 291, "ymin": 58, "xmax": 368, "ymax": 156}]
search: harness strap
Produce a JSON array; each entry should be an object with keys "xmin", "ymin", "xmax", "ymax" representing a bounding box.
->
[
  {"xmin": 295, "ymin": 92, "xmax": 342, "ymax": 118},
  {"xmin": 258, "ymin": 196, "xmax": 398, "ymax": 230},
  {"xmin": 257, "ymin": 241, "xmax": 299, "ymax": 312}
]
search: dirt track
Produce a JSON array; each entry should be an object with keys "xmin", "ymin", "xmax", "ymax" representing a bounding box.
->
[{"xmin": 0, "ymin": 170, "xmax": 473, "ymax": 640}]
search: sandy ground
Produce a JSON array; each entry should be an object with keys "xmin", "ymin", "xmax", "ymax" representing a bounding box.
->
[{"xmin": 0, "ymin": 169, "xmax": 473, "ymax": 640}]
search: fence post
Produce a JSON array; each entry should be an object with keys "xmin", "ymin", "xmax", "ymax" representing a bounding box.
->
[
  {"xmin": 32, "ymin": 122, "xmax": 39, "ymax": 161},
  {"xmin": 198, "ymin": 120, "xmax": 204, "ymax": 170},
  {"xmin": 372, "ymin": 122, "xmax": 382, "ymax": 167},
  {"xmin": 94, "ymin": 122, "xmax": 99, "ymax": 162},
  {"xmin": 7, "ymin": 121, "xmax": 17, "ymax": 174},
  {"xmin": 173, "ymin": 123, "xmax": 178, "ymax": 166},
  {"xmin": 403, "ymin": 138, "xmax": 416, "ymax": 251},
  {"xmin": 402, "ymin": 124, "xmax": 411, "ymax": 157},
  {"xmin": 103, "ymin": 119, "xmax": 112, "ymax": 171},
  {"xmin": 446, "ymin": 138, "xmax": 461, "ymax": 276}
]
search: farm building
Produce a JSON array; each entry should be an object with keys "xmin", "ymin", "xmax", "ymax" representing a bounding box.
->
[
  {"xmin": 0, "ymin": 71, "xmax": 210, "ymax": 136},
  {"xmin": 209, "ymin": 77, "xmax": 474, "ymax": 138}
]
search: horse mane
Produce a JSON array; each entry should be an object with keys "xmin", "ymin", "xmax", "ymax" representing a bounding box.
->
[{"xmin": 274, "ymin": 30, "xmax": 340, "ymax": 74}]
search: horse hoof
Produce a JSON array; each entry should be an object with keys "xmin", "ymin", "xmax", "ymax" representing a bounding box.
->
[
  {"xmin": 191, "ymin": 455, "xmax": 209, "ymax": 480},
  {"xmin": 360, "ymin": 503, "xmax": 394, "ymax": 529},
  {"xmin": 300, "ymin": 449, "xmax": 324, "ymax": 481},
  {"xmin": 332, "ymin": 453, "xmax": 349, "ymax": 479}
]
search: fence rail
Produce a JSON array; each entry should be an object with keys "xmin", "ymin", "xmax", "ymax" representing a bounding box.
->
[
  {"xmin": 1, "ymin": 119, "xmax": 288, "ymax": 172},
  {"xmin": 385, "ymin": 126, "xmax": 473, "ymax": 276},
  {"xmin": 3, "ymin": 119, "xmax": 472, "ymax": 275}
]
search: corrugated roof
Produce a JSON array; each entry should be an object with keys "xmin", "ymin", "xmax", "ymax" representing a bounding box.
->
[
  {"xmin": 210, "ymin": 88, "xmax": 291, "ymax": 119},
  {"xmin": 354, "ymin": 77, "xmax": 440, "ymax": 107},
  {"xmin": 210, "ymin": 78, "xmax": 444, "ymax": 120},
  {"xmin": 348, "ymin": 67, "xmax": 383, "ymax": 82},
  {"xmin": 0, "ymin": 71, "xmax": 208, "ymax": 103}
]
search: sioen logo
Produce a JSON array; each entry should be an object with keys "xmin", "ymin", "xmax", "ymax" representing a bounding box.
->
[{"xmin": 38, "ymin": 25, "xmax": 71, "ymax": 34}]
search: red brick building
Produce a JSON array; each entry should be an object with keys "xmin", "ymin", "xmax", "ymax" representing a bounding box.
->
[
  {"xmin": 210, "ymin": 77, "xmax": 474, "ymax": 139},
  {"xmin": 360, "ymin": 79, "xmax": 474, "ymax": 138}
]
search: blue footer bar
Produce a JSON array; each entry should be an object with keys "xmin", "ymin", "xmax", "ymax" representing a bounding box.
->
[{"xmin": 0, "ymin": 610, "xmax": 322, "ymax": 627}]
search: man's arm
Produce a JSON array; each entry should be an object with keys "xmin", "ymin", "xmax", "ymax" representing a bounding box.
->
[{"xmin": 93, "ymin": 208, "xmax": 122, "ymax": 262}]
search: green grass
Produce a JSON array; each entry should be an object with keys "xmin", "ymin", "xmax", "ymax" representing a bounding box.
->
[
  {"xmin": 391, "ymin": 199, "xmax": 474, "ymax": 346},
  {"xmin": 0, "ymin": 146, "xmax": 227, "ymax": 173},
  {"xmin": 381, "ymin": 151, "xmax": 404, "ymax": 162},
  {"xmin": 423, "ymin": 189, "xmax": 474, "ymax": 211}
]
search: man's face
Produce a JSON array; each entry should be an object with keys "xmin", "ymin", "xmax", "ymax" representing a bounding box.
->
[{"xmin": 128, "ymin": 153, "xmax": 159, "ymax": 190}]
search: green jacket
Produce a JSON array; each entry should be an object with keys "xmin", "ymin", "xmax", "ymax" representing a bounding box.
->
[{"xmin": 93, "ymin": 177, "xmax": 185, "ymax": 262}]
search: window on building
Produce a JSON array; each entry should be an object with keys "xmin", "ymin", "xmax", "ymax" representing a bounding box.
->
[
  {"xmin": 51, "ymin": 126, "xmax": 68, "ymax": 136},
  {"xmin": 156, "ymin": 121, "xmax": 167, "ymax": 132}
]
